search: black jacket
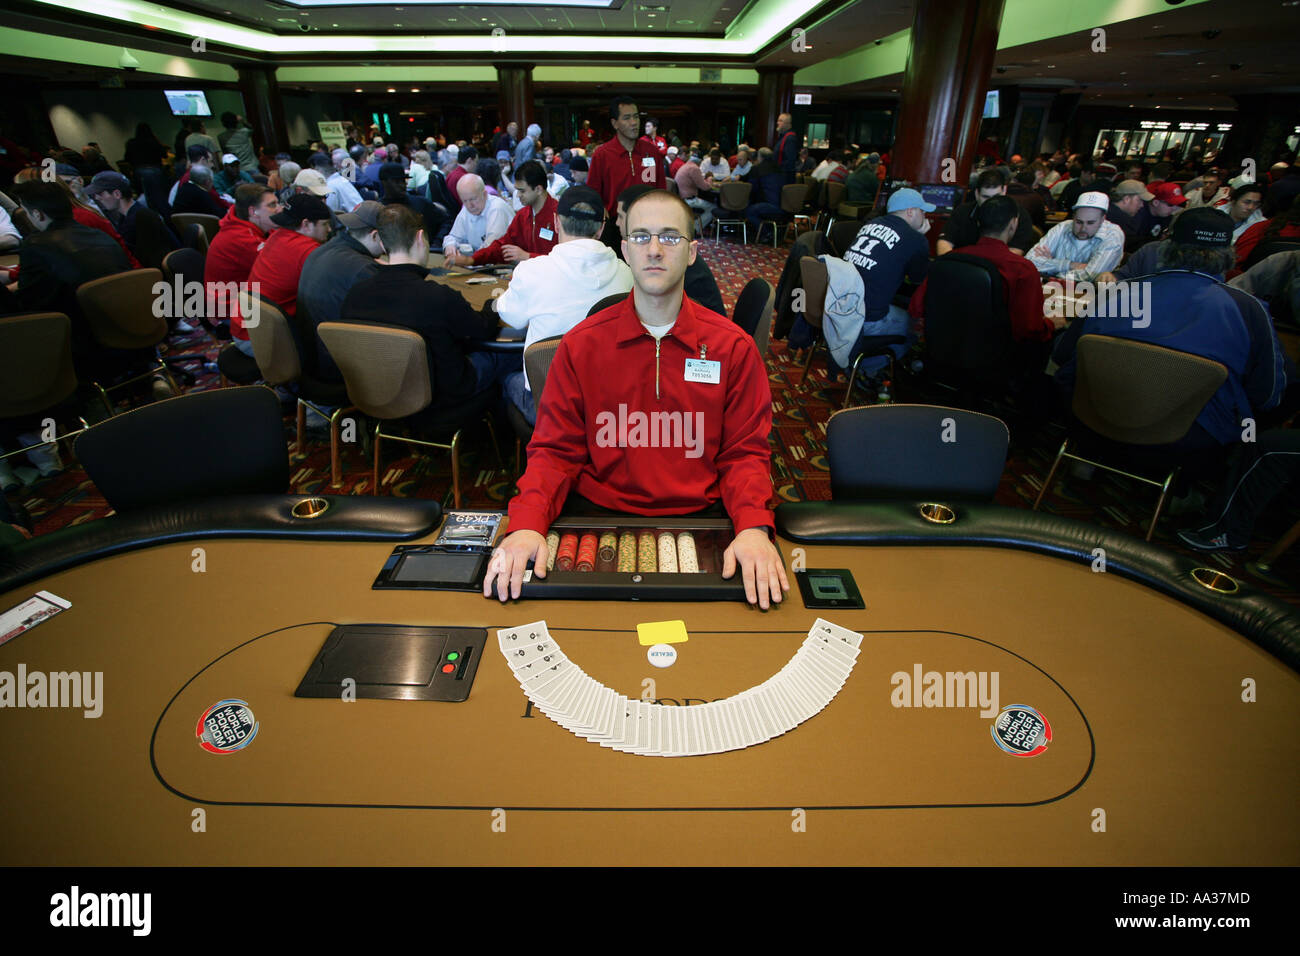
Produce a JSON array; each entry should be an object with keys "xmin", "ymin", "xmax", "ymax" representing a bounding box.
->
[
  {"xmin": 339, "ymin": 263, "xmax": 495, "ymax": 410},
  {"xmin": 298, "ymin": 231, "xmax": 382, "ymax": 380},
  {"xmin": 171, "ymin": 181, "xmax": 227, "ymax": 218}
]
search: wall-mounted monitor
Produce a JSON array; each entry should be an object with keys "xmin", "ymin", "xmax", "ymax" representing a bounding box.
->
[
  {"xmin": 983, "ymin": 90, "xmax": 1000, "ymax": 120},
  {"xmin": 165, "ymin": 91, "xmax": 212, "ymax": 117}
]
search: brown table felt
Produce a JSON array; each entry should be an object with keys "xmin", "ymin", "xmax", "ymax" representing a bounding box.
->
[{"xmin": 1, "ymin": 533, "xmax": 1297, "ymax": 866}]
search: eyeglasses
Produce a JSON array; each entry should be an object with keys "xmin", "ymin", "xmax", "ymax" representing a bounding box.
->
[{"xmin": 627, "ymin": 232, "xmax": 687, "ymax": 246}]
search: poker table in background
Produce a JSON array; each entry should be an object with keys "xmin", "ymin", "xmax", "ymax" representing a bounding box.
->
[{"xmin": 0, "ymin": 496, "xmax": 1297, "ymax": 866}]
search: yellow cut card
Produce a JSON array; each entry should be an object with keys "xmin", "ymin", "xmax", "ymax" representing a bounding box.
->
[{"xmin": 637, "ymin": 620, "xmax": 689, "ymax": 646}]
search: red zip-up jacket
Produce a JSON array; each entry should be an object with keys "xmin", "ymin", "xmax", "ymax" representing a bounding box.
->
[
  {"xmin": 587, "ymin": 136, "xmax": 667, "ymax": 213},
  {"xmin": 471, "ymin": 195, "xmax": 559, "ymax": 265},
  {"xmin": 508, "ymin": 293, "xmax": 775, "ymax": 536},
  {"xmin": 204, "ymin": 207, "xmax": 267, "ymax": 339}
]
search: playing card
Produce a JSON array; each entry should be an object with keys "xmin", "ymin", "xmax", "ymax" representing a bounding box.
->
[
  {"xmin": 811, "ymin": 617, "xmax": 864, "ymax": 650},
  {"xmin": 496, "ymin": 621, "xmax": 550, "ymax": 652},
  {"xmin": 504, "ymin": 638, "xmax": 567, "ymax": 673}
]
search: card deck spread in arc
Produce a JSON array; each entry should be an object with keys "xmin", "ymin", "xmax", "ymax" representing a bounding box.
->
[{"xmin": 496, "ymin": 619, "xmax": 863, "ymax": 756}]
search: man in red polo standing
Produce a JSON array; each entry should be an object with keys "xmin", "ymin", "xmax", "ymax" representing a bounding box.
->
[{"xmin": 588, "ymin": 95, "xmax": 666, "ymax": 248}]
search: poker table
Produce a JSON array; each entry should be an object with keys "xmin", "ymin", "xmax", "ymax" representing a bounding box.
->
[{"xmin": 1, "ymin": 495, "xmax": 1297, "ymax": 866}]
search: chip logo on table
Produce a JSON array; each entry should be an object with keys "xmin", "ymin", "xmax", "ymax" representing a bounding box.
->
[
  {"xmin": 196, "ymin": 699, "xmax": 259, "ymax": 754},
  {"xmin": 991, "ymin": 704, "xmax": 1052, "ymax": 757}
]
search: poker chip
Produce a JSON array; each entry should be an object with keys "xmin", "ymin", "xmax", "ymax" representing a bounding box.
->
[
  {"xmin": 556, "ymin": 533, "xmax": 578, "ymax": 572},
  {"xmin": 677, "ymin": 532, "xmax": 699, "ymax": 573},
  {"xmin": 545, "ymin": 531, "xmax": 560, "ymax": 571},
  {"xmin": 637, "ymin": 530, "xmax": 657, "ymax": 573},
  {"xmin": 657, "ymin": 531, "xmax": 679, "ymax": 573},
  {"xmin": 617, "ymin": 531, "xmax": 637, "ymax": 572},
  {"xmin": 577, "ymin": 533, "xmax": 598, "ymax": 572}
]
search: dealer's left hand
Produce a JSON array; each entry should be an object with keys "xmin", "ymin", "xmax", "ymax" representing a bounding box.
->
[{"xmin": 722, "ymin": 527, "xmax": 789, "ymax": 610}]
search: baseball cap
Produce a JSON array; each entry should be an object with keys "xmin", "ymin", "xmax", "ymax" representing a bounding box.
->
[
  {"xmin": 568, "ymin": 155, "xmax": 589, "ymax": 173},
  {"xmin": 1170, "ymin": 206, "xmax": 1233, "ymax": 248},
  {"xmin": 336, "ymin": 199, "xmax": 384, "ymax": 230},
  {"xmin": 1113, "ymin": 179, "xmax": 1154, "ymax": 201},
  {"xmin": 221, "ymin": 153, "xmax": 240, "ymax": 165},
  {"xmin": 886, "ymin": 187, "xmax": 937, "ymax": 214},
  {"xmin": 84, "ymin": 171, "xmax": 132, "ymax": 195},
  {"xmin": 1073, "ymin": 191, "xmax": 1110, "ymax": 212},
  {"xmin": 377, "ymin": 162, "xmax": 407, "ymax": 182},
  {"xmin": 1150, "ymin": 182, "xmax": 1187, "ymax": 206},
  {"xmin": 54, "ymin": 163, "xmax": 82, "ymax": 178},
  {"xmin": 371, "ymin": 137, "xmax": 385, "ymax": 147},
  {"xmin": 667, "ymin": 145, "xmax": 679, "ymax": 156},
  {"xmin": 556, "ymin": 185, "xmax": 605, "ymax": 221},
  {"xmin": 496, "ymin": 149, "xmax": 511, "ymax": 163},
  {"xmin": 270, "ymin": 194, "xmax": 332, "ymax": 227},
  {"xmin": 291, "ymin": 168, "xmax": 329, "ymax": 196}
]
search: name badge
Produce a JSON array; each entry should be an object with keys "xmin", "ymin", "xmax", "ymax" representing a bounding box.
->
[
  {"xmin": 684, "ymin": 358, "xmax": 721, "ymax": 384},
  {"xmin": 538, "ymin": 227, "xmax": 554, "ymax": 241},
  {"xmin": 641, "ymin": 156, "xmax": 657, "ymax": 167}
]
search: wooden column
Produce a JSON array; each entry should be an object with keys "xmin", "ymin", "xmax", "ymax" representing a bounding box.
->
[
  {"xmin": 756, "ymin": 67, "xmax": 795, "ymax": 152},
  {"xmin": 496, "ymin": 64, "xmax": 535, "ymax": 133},
  {"xmin": 237, "ymin": 65, "xmax": 291, "ymax": 155}
]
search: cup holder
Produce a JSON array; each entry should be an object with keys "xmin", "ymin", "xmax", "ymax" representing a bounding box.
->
[
  {"xmin": 291, "ymin": 497, "xmax": 330, "ymax": 520},
  {"xmin": 919, "ymin": 503, "xmax": 956, "ymax": 525},
  {"xmin": 1190, "ymin": 567, "xmax": 1240, "ymax": 594}
]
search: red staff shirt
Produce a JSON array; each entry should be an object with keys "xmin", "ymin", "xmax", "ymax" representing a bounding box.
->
[
  {"xmin": 587, "ymin": 136, "xmax": 667, "ymax": 213},
  {"xmin": 472, "ymin": 195, "xmax": 559, "ymax": 265},
  {"xmin": 508, "ymin": 293, "xmax": 775, "ymax": 536}
]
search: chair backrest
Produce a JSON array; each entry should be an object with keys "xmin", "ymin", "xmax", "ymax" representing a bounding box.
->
[
  {"xmin": 587, "ymin": 292, "xmax": 628, "ymax": 317},
  {"xmin": 75, "ymin": 268, "xmax": 168, "ymax": 350},
  {"xmin": 524, "ymin": 335, "xmax": 564, "ymax": 405},
  {"xmin": 798, "ymin": 256, "xmax": 828, "ymax": 329},
  {"xmin": 780, "ymin": 183, "xmax": 807, "ymax": 215},
  {"xmin": 827, "ymin": 220, "xmax": 864, "ymax": 257},
  {"xmin": 665, "ymin": 177, "xmax": 680, "ymax": 196},
  {"xmin": 804, "ymin": 179, "xmax": 821, "ymax": 206},
  {"xmin": 826, "ymin": 181, "xmax": 847, "ymax": 210},
  {"xmin": 718, "ymin": 181, "xmax": 752, "ymax": 211},
  {"xmin": 316, "ymin": 321, "xmax": 433, "ymax": 420},
  {"xmin": 170, "ymin": 212, "xmax": 220, "ymax": 242},
  {"xmin": 73, "ymin": 385, "xmax": 289, "ymax": 512},
  {"xmin": 0, "ymin": 313, "xmax": 78, "ymax": 418},
  {"xmin": 239, "ymin": 290, "xmax": 301, "ymax": 386},
  {"xmin": 732, "ymin": 277, "xmax": 775, "ymax": 353},
  {"xmin": 181, "ymin": 222, "xmax": 209, "ymax": 253},
  {"xmin": 1073, "ymin": 335, "xmax": 1228, "ymax": 445},
  {"xmin": 161, "ymin": 247, "xmax": 205, "ymax": 288},
  {"xmin": 827, "ymin": 404, "xmax": 1010, "ymax": 500},
  {"xmin": 922, "ymin": 253, "xmax": 1012, "ymax": 372},
  {"xmin": 1244, "ymin": 239, "xmax": 1300, "ymax": 271}
]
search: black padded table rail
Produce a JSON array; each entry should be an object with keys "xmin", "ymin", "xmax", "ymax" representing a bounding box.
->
[
  {"xmin": 775, "ymin": 500, "xmax": 1300, "ymax": 672},
  {"xmin": 0, "ymin": 495, "xmax": 442, "ymax": 595}
]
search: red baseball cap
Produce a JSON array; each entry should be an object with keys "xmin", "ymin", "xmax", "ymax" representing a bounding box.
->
[{"xmin": 1150, "ymin": 182, "xmax": 1187, "ymax": 206}]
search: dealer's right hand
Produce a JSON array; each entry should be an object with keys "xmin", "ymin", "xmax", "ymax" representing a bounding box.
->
[{"xmin": 483, "ymin": 529, "xmax": 548, "ymax": 602}]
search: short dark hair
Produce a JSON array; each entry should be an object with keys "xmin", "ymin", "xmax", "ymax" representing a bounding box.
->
[
  {"xmin": 1014, "ymin": 170, "xmax": 1035, "ymax": 187},
  {"xmin": 375, "ymin": 204, "xmax": 422, "ymax": 254},
  {"xmin": 234, "ymin": 183, "xmax": 274, "ymax": 220},
  {"xmin": 310, "ymin": 152, "xmax": 333, "ymax": 173},
  {"xmin": 514, "ymin": 160, "xmax": 547, "ymax": 190},
  {"xmin": 221, "ymin": 111, "xmax": 238, "ymax": 129},
  {"xmin": 609, "ymin": 95, "xmax": 637, "ymax": 121},
  {"xmin": 976, "ymin": 168, "xmax": 1008, "ymax": 191},
  {"xmin": 617, "ymin": 183, "xmax": 657, "ymax": 211},
  {"xmin": 459, "ymin": 146, "xmax": 477, "ymax": 162},
  {"xmin": 12, "ymin": 180, "xmax": 73, "ymax": 223},
  {"xmin": 624, "ymin": 188, "xmax": 693, "ymax": 236},
  {"xmin": 975, "ymin": 195, "xmax": 1019, "ymax": 235},
  {"xmin": 187, "ymin": 144, "xmax": 212, "ymax": 164},
  {"xmin": 1078, "ymin": 157, "xmax": 1095, "ymax": 174},
  {"xmin": 1232, "ymin": 183, "xmax": 1264, "ymax": 202}
]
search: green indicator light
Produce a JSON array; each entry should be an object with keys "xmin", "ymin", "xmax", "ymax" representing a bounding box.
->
[{"xmin": 447, "ymin": 652, "xmax": 459, "ymax": 661}]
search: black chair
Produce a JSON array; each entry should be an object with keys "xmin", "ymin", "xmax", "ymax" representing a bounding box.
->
[
  {"xmin": 732, "ymin": 277, "xmax": 774, "ymax": 354},
  {"xmin": 827, "ymin": 219, "xmax": 864, "ymax": 258},
  {"xmin": 73, "ymin": 385, "xmax": 289, "ymax": 512},
  {"xmin": 587, "ymin": 293, "xmax": 629, "ymax": 318},
  {"xmin": 826, "ymin": 404, "xmax": 1010, "ymax": 500},
  {"xmin": 162, "ymin": 248, "xmax": 230, "ymax": 341},
  {"xmin": 181, "ymin": 222, "xmax": 209, "ymax": 253},
  {"xmin": 920, "ymin": 253, "xmax": 1016, "ymax": 401}
]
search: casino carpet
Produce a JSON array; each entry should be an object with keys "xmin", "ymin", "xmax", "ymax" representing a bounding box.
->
[{"xmin": 8, "ymin": 236, "xmax": 1300, "ymax": 604}]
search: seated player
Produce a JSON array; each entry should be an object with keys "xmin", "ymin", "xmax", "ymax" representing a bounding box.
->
[
  {"xmin": 442, "ymin": 173, "xmax": 512, "ymax": 259},
  {"xmin": 452, "ymin": 160, "xmax": 558, "ymax": 266},
  {"xmin": 1053, "ymin": 208, "xmax": 1291, "ymax": 466},
  {"xmin": 339, "ymin": 205, "xmax": 515, "ymax": 433},
  {"xmin": 492, "ymin": 185, "xmax": 633, "ymax": 425},
  {"xmin": 484, "ymin": 189, "xmax": 788, "ymax": 608},
  {"xmin": 910, "ymin": 196, "xmax": 1062, "ymax": 375},
  {"xmin": 1025, "ymin": 192, "xmax": 1125, "ymax": 281}
]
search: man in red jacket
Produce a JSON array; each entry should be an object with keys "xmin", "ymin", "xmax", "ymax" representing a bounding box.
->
[
  {"xmin": 456, "ymin": 160, "xmax": 558, "ymax": 266},
  {"xmin": 205, "ymin": 184, "xmax": 280, "ymax": 345},
  {"xmin": 588, "ymin": 95, "xmax": 666, "ymax": 247},
  {"xmin": 910, "ymin": 196, "xmax": 1064, "ymax": 376},
  {"xmin": 243, "ymin": 194, "xmax": 331, "ymax": 339},
  {"xmin": 484, "ymin": 189, "xmax": 788, "ymax": 608}
]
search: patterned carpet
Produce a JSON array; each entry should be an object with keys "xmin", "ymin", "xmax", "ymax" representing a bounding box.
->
[{"xmin": 9, "ymin": 235, "xmax": 1300, "ymax": 604}]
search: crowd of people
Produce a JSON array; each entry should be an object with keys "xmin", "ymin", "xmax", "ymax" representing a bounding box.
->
[{"xmin": 3, "ymin": 96, "xmax": 1300, "ymax": 571}]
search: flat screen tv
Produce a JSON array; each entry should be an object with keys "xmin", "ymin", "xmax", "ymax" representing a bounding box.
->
[
  {"xmin": 165, "ymin": 91, "xmax": 212, "ymax": 117},
  {"xmin": 983, "ymin": 89, "xmax": 1000, "ymax": 120}
]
